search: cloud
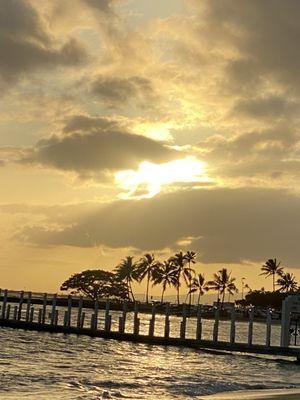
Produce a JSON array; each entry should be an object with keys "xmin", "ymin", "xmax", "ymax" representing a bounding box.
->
[
  {"xmin": 20, "ymin": 116, "xmax": 177, "ymax": 173},
  {"xmin": 0, "ymin": 0, "xmax": 87, "ymax": 81},
  {"xmin": 90, "ymin": 75, "xmax": 155, "ymax": 108},
  {"xmin": 15, "ymin": 187, "xmax": 300, "ymax": 267}
]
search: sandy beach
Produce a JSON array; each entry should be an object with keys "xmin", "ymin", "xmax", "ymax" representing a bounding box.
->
[{"xmin": 201, "ymin": 389, "xmax": 300, "ymax": 400}]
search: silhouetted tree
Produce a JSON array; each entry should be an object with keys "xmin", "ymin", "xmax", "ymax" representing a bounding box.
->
[
  {"xmin": 185, "ymin": 251, "xmax": 197, "ymax": 307},
  {"xmin": 169, "ymin": 251, "xmax": 193, "ymax": 304},
  {"xmin": 208, "ymin": 268, "xmax": 237, "ymax": 306},
  {"xmin": 276, "ymin": 272, "xmax": 298, "ymax": 293},
  {"xmin": 114, "ymin": 256, "xmax": 138, "ymax": 301},
  {"xmin": 152, "ymin": 260, "xmax": 178, "ymax": 303},
  {"xmin": 260, "ymin": 258, "xmax": 283, "ymax": 292},
  {"xmin": 136, "ymin": 253, "xmax": 160, "ymax": 303},
  {"xmin": 189, "ymin": 273, "xmax": 209, "ymax": 306},
  {"xmin": 60, "ymin": 269, "xmax": 129, "ymax": 300}
]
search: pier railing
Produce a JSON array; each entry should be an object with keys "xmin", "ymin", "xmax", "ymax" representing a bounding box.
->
[{"xmin": 0, "ymin": 289, "xmax": 299, "ymax": 362}]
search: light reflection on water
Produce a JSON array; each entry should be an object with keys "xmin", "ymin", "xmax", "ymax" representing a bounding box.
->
[{"xmin": 0, "ymin": 310, "xmax": 300, "ymax": 399}]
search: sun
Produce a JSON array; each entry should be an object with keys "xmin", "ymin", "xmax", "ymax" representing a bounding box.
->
[{"xmin": 115, "ymin": 157, "xmax": 211, "ymax": 199}]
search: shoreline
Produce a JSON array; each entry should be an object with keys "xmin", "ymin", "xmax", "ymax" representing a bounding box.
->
[{"xmin": 200, "ymin": 388, "xmax": 300, "ymax": 400}]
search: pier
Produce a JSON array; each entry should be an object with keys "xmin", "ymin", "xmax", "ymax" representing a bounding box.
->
[{"xmin": 0, "ymin": 290, "xmax": 300, "ymax": 362}]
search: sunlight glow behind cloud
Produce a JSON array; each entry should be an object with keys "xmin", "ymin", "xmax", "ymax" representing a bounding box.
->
[{"xmin": 115, "ymin": 157, "xmax": 211, "ymax": 199}]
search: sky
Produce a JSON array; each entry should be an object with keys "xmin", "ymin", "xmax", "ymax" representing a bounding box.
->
[{"xmin": 1, "ymin": 0, "xmax": 300, "ymax": 296}]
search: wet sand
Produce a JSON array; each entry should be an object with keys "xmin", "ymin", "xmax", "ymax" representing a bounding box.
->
[{"xmin": 201, "ymin": 389, "xmax": 300, "ymax": 399}]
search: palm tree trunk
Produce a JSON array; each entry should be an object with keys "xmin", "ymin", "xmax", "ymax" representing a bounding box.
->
[
  {"xmin": 146, "ymin": 272, "xmax": 150, "ymax": 303},
  {"xmin": 129, "ymin": 280, "xmax": 135, "ymax": 302},
  {"xmin": 273, "ymin": 273, "xmax": 275, "ymax": 292},
  {"xmin": 177, "ymin": 285, "xmax": 180, "ymax": 305},
  {"xmin": 221, "ymin": 290, "xmax": 225, "ymax": 308},
  {"xmin": 161, "ymin": 287, "xmax": 165, "ymax": 303},
  {"xmin": 197, "ymin": 290, "xmax": 201, "ymax": 306}
]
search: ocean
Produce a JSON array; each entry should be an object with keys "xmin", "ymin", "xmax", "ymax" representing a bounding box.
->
[{"xmin": 0, "ymin": 310, "xmax": 299, "ymax": 399}]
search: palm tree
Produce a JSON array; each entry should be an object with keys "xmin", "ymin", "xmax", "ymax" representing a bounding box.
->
[
  {"xmin": 276, "ymin": 272, "xmax": 298, "ymax": 293},
  {"xmin": 189, "ymin": 273, "xmax": 209, "ymax": 306},
  {"xmin": 152, "ymin": 260, "xmax": 178, "ymax": 303},
  {"xmin": 114, "ymin": 256, "xmax": 138, "ymax": 301},
  {"xmin": 136, "ymin": 253, "xmax": 160, "ymax": 303},
  {"xmin": 169, "ymin": 251, "xmax": 193, "ymax": 305},
  {"xmin": 208, "ymin": 268, "xmax": 238, "ymax": 307},
  {"xmin": 260, "ymin": 258, "xmax": 283, "ymax": 292},
  {"xmin": 185, "ymin": 251, "xmax": 197, "ymax": 307}
]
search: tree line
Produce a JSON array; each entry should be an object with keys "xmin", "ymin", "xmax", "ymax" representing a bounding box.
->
[{"xmin": 60, "ymin": 254, "xmax": 299, "ymax": 304}]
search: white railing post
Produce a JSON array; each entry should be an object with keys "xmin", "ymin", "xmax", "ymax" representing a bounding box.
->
[
  {"xmin": 164, "ymin": 304, "xmax": 170, "ymax": 339},
  {"xmin": 105, "ymin": 300, "xmax": 111, "ymax": 333},
  {"xmin": 133, "ymin": 302, "xmax": 140, "ymax": 336},
  {"xmin": 266, "ymin": 308, "xmax": 272, "ymax": 347},
  {"xmin": 196, "ymin": 305, "xmax": 202, "ymax": 341},
  {"xmin": 29, "ymin": 307, "xmax": 34, "ymax": 322},
  {"xmin": 42, "ymin": 293, "xmax": 47, "ymax": 324},
  {"xmin": 51, "ymin": 294, "xmax": 57, "ymax": 325},
  {"xmin": 6, "ymin": 304, "xmax": 11, "ymax": 320},
  {"xmin": 25, "ymin": 292, "xmax": 32, "ymax": 322},
  {"xmin": 148, "ymin": 303, "xmax": 156, "ymax": 337},
  {"xmin": 1, "ymin": 289, "xmax": 8, "ymax": 319},
  {"xmin": 77, "ymin": 296, "xmax": 83, "ymax": 328},
  {"xmin": 213, "ymin": 306, "xmax": 220, "ymax": 343},
  {"xmin": 17, "ymin": 291, "xmax": 24, "ymax": 320},
  {"xmin": 230, "ymin": 308, "xmax": 236, "ymax": 345},
  {"xmin": 248, "ymin": 307, "xmax": 254, "ymax": 346},
  {"xmin": 281, "ymin": 297, "xmax": 292, "ymax": 347}
]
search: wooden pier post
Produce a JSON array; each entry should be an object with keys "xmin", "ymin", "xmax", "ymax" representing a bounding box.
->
[
  {"xmin": 248, "ymin": 307, "xmax": 254, "ymax": 346},
  {"xmin": 105, "ymin": 300, "xmax": 111, "ymax": 333},
  {"xmin": 213, "ymin": 306, "xmax": 220, "ymax": 343},
  {"xmin": 54, "ymin": 309, "xmax": 59, "ymax": 325},
  {"xmin": 164, "ymin": 304, "xmax": 170, "ymax": 339},
  {"xmin": 81, "ymin": 312, "xmax": 85, "ymax": 328},
  {"xmin": 196, "ymin": 305, "xmax": 202, "ymax": 341},
  {"xmin": 6, "ymin": 304, "xmax": 11, "ymax": 320},
  {"xmin": 90, "ymin": 313, "xmax": 95, "ymax": 330},
  {"xmin": 93, "ymin": 300, "xmax": 99, "ymax": 330},
  {"xmin": 133, "ymin": 302, "xmax": 140, "ymax": 336},
  {"xmin": 77, "ymin": 296, "xmax": 83, "ymax": 328},
  {"xmin": 266, "ymin": 309, "xmax": 272, "ymax": 347},
  {"xmin": 180, "ymin": 305, "xmax": 187, "ymax": 340},
  {"xmin": 25, "ymin": 292, "xmax": 32, "ymax": 322},
  {"xmin": 67, "ymin": 295, "xmax": 72, "ymax": 327},
  {"xmin": 17, "ymin": 291, "xmax": 24, "ymax": 321},
  {"xmin": 1, "ymin": 289, "xmax": 8, "ymax": 319},
  {"xmin": 42, "ymin": 293, "xmax": 47, "ymax": 324},
  {"xmin": 148, "ymin": 303, "xmax": 156, "ymax": 338},
  {"xmin": 63, "ymin": 310, "xmax": 68, "ymax": 327},
  {"xmin": 119, "ymin": 302, "xmax": 127, "ymax": 334},
  {"xmin": 38, "ymin": 308, "xmax": 42, "ymax": 324},
  {"xmin": 230, "ymin": 308, "xmax": 236, "ymax": 345},
  {"xmin": 50, "ymin": 294, "xmax": 57, "ymax": 325},
  {"xmin": 29, "ymin": 307, "xmax": 34, "ymax": 322},
  {"xmin": 13, "ymin": 305, "xmax": 18, "ymax": 320}
]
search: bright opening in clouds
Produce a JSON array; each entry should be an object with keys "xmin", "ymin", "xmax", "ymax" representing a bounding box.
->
[{"xmin": 115, "ymin": 157, "xmax": 210, "ymax": 198}]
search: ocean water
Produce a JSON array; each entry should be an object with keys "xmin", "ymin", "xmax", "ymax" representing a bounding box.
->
[{"xmin": 0, "ymin": 310, "xmax": 300, "ymax": 399}]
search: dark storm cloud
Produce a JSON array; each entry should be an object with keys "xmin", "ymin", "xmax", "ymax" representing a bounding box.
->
[
  {"xmin": 16, "ymin": 187, "xmax": 300, "ymax": 267},
  {"xmin": 0, "ymin": 0, "xmax": 87, "ymax": 81},
  {"xmin": 21, "ymin": 116, "xmax": 177, "ymax": 173},
  {"xmin": 91, "ymin": 75, "xmax": 155, "ymax": 107}
]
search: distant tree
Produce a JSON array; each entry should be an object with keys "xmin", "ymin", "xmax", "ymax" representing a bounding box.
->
[
  {"xmin": 276, "ymin": 272, "xmax": 298, "ymax": 293},
  {"xmin": 60, "ymin": 269, "xmax": 129, "ymax": 300},
  {"xmin": 169, "ymin": 251, "xmax": 193, "ymax": 304},
  {"xmin": 114, "ymin": 256, "xmax": 138, "ymax": 301},
  {"xmin": 189, "ymin": 273, "xmax": 209, "ymax": 306},
  {"xmin": 208, "ymin": 268, "xmax": 238, "ymax": 306},
  {"xmin": 185, "ymin": 251, "xmax": 197, "ymax": 307},
  {"xmin": 260, "ymin": 258, "xmax": 284, "ymax": 292},
  {"xmin": 136, "ymin": 253, "xmax": 160, "ymax": 303},
  {"xmin": 245, "ymin": 290, "xmax": 287, "ymax": 309},
  {"xmin": 152, "ymin": 260, "xmax": 178, "ymax": 303}
]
